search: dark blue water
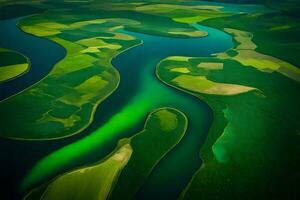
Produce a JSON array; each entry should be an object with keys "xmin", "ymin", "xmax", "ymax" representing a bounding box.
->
[{"xmin": 0, "ymin": 18, "xmax": 65, "ymax": 100}]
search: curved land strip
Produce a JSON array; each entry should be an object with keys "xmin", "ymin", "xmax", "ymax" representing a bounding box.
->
[
  {"xmin": 157, "ymin": 13, "xmax": 300, "ymax": 200},
  {"xmin": 24, "ymin": 108, "xmax": 188, "ymax": 200},
  {"xmin": 0, "ymin": 14, "xmax": 140, "ymax": 140},
  {"xmin": 157, "ymin": 56, "xmax": 258, "ymax": 96},
  {"xmin": 0, "ymin": 48, "xmax": 30, "ymax": 82}
]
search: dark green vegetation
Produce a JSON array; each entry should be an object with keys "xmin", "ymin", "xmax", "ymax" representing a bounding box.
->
[
  {"xmin": 0, "ymin": 48, "xmax": 29, "ymax": 82},
  {"xmin": 206, "ymin": 0, "xmax": 300, "ymax": 16},
  {"xmin": 158, "ymin": 56, "xmax": 300, "ymax": 200},
  {"xmin": 24, "ymin": 108, "xmax": 188, "ymax": 200},
  {"xmin": 0, "ymin": 3, "xmax": 45, "ymax": 20}
]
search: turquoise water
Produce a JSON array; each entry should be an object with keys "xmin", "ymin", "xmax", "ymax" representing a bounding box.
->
[{"xmin": 0, "ymin": 18, "xmax": 233, "ymax": 199}]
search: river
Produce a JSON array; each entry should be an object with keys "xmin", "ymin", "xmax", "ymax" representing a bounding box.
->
[{"xmin": 0, "ymin": 17, "xmax": 232, "ymax": 200}]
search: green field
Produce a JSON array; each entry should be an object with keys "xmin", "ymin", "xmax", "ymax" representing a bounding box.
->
[{"xmin": 0, "ymin": 48, "xmax": 29, "ymax": 82}]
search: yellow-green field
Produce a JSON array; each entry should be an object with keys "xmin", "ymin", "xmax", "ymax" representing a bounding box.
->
[
  {"xmin": 0, "ymin": 48, "xmax": 29, "ymax": 82},
  {"xmin": 172, "ymin": 74, "xmax": 256, "ymax": 95}
]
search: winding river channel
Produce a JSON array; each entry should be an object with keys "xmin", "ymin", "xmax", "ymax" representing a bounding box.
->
[{"xmin": 0, "ymin": 17, "xmax": 233, "ymax": 199}]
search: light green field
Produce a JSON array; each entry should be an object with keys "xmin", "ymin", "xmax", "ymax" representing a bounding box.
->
[
  {"xmin": 172, "ymin": 74, "xmax": 256, "ymax": 95},
  {"xmin": 159, "ymin": 57, "xmax": 257, "ymax": 96},
  {"xmin": 197, "ymin": 62, "xmax": 224, "ymax": 70},
  {"xmin": 0, "ymin": 48, "xmax": 29, "ymax": 82},
  {"xmin": 0, "ymin": 63, "xmax": 28, "ymax": 82},
  {"xmin": 170, "ymin": 67, "xmax": 191, "ymax": 73}
]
